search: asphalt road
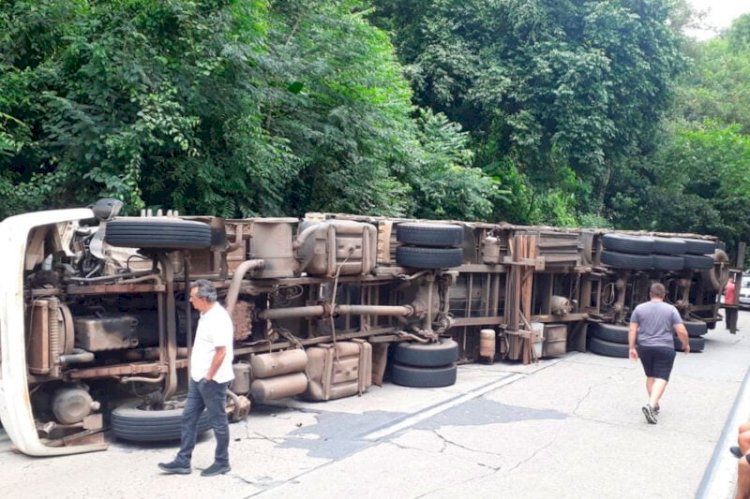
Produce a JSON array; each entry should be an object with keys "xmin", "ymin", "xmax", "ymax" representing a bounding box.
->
[{"xmin": 2, "ymin": 313, "xmax": 749, "ymax": 499}]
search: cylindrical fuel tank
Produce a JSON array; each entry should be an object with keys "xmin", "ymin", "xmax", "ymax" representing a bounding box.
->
[
  {"xmin": 550, "ymin": 295, "xmax": 572, "ymax": 315},
  {"xmin": 482, "ymin": 236, "xmax": 502, "ymax": 264},
  {"xmin": 250, "ymin": 349, "xmax": 308, "ymax": 379},
  {"xmin": 52, "ymin": 386, "xmax": 99, "ymax": 424},
  {"xmin": 250, "ymin": 373, "xmax": 308, "ymax": 403},
  {"xmin": 230, "ymin": 361, "xmax": 251, "ymax": 395},
  {"xmin": 479, "ymin": 329, "xmax": 496, "ymax": 362}
]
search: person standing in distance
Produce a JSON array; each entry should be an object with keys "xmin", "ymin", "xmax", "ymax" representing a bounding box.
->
[
  {"xmin": 628, "ymin": 282, "xmax": 689, "ymax": 424},
  {"xmin": 159, "ymin": 279, "xmax": 234, "ymax": 476},
  {"xmin": 725, "ymin": 276, "xmax": 739, "ymax": 334}
]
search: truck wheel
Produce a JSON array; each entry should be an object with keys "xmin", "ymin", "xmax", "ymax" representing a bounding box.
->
[
  {"xmin": 674, "ymin": 336, "xmax": 705, "ymax": 353},
  {"xmin": 683, "ymin": 239, "xmax": 716, "ymax": 255},
  {"xmin": 601, "ymin": 251, "xmax": 652, "ymax": 270},
  {"xmin": 652, "ymin": 255, "xmax": 684, "ymax": 271},
  {"xmin": 590, "ymin": 323, "xmax": 629, "ymax": 344},
  {"xmin": 588, "ymin": 336, "xmax": 629, "ymax": 358},
  {"xmin": 683, "ymin": 254, "xmax": 714, "ymax": 270},
  {"xmin": 391, "ymin": 363, "xmax": 457, "ymax": 388},
  {"xmin": 684, "ymin": 320, "xmax": 708, "ymax": 338},
  {"xmin": 105, "ymin": 218, "xmax": 212, "ymax": 250},
  {"xmin": 602, "ymin": 234, "xmax": 654, "ymax": 254},
  {"xmin": 396, "ymin": 246, "xmax": 463, "ymax": 269},
  {"xmin": 652, "ymin": 238, "xmax": 687, "ymax": 255},
  {"xmin": 393, "ymin": 338, "xmax": 459, "ymax": 367},
  {"xmin": 111, "ymin": 400, "xmax": 211, "ymax": 442},
  {"xmin": 396, "ymin": 223, "xmax": 464, "ymax": 247}
]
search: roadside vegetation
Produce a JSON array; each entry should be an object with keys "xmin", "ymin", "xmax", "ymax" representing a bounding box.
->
[{"xmin": 1, "ymin": 0, "xmax": 749, "ymax": 246}]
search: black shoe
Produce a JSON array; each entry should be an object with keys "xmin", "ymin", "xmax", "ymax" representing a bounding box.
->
[
  {"xmin": 731, "ymin": 446, "xmax": 743, "ymax": 458},
  {"xmin": 642, "ymin": 404, "xmax": 658, "ymax": 424},
  {"xmin": 201, "ymin": 462, "xmax": 231, "ymax": 477},
  {"xmin": 158, "ymin": 460, "xmax": 191, "ymax": 475},
  {"xmin": 653, "ymin": 404, "xmax": 660, "ymax": 415}
]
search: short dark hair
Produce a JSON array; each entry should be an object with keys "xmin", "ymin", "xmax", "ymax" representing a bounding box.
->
[
  {"xmin": 191, "ymin": 279, "xmax": 218, "ymax": 303},
  {"xmin": 649, "ymin": 282, "xmax": 666, "ymax": 298}
]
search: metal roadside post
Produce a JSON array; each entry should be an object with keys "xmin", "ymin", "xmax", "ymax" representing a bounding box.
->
[{"xmin": 697, "ymin": 365, "xmax": 750, "ymax": 498}]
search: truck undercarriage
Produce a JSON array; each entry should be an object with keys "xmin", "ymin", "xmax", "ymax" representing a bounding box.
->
[{"xmin": 0, "ymin": 202, "xmax": 728, "ymax": 456}]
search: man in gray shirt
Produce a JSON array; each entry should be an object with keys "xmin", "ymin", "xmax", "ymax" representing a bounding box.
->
[{"xmin": 628, "ymin": 282, "xmax": 690, "ymax": 424}]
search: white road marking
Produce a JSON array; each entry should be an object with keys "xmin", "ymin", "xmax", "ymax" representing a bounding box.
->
[{"xmin": 363, "ymin": 372, "xmax": 526, "ymax": 441}]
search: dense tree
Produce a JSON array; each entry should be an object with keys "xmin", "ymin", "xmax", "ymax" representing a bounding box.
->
[
  {"xmin": 0, "ymin": 0, "xmax": 497, "ymax": 220},
  {"xmin": 611, "ymin": 14, "xmax": 750, "ymax": 248},
  {"xmin": 610, "ymin": 121, "xmax": 750, "ymax": 244},
  {"xmin": 0, "ymin": 0, "xmax": 274, "ymax": 217},
  {"xmin": 370, "ymin": 0, "xmax": 685, "ymax": 224},
  {"xmin": 1, "ymin": 0, "xmax": 747, "ymax": 245},
  {"xmin": 674, "ymin": 14, "xmax": 750, "ymax": 134}
]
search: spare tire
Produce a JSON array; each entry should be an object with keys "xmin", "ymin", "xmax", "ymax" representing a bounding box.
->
[
  {"xmin": 602, "ymin": 234, "xmax": 654, "ymax": 254},
  {"xmin": 396, "ymin": 223, "xmax": 464, "ymax": 247},
  {"xmin": 396, "ymin": 246, "xmax": 463, "ymax": 269},
  {"xmin": 111, "ymin": 400, "xmax": 211, "ymax": 442},
  {"xmin": 105, "ymin": 218, "xmax": 212, "ymax": 250},
  {"xmin": 394, "ymin": 338, "xmax": 459, "ymax": 367}
]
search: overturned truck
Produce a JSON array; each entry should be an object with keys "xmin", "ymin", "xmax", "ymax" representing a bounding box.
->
[{"xmin": 0, "ymin": 201, "xmax": 729, "ymax": 456}]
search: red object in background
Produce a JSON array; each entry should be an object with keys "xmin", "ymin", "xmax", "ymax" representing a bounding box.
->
[{"xmin": 726, "ymin": 279, "xmax": 737, "ymax": 305}]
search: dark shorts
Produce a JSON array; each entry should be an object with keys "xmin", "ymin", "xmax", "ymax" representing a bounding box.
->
[{"xmin": 637, "ymin": 345, "xmax": 676, "ymax": 381}]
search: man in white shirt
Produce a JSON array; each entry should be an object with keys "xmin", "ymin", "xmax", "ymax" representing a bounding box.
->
[{"xmin": 159, "ymin": 279, "xmax": 234, "ymax": 477}]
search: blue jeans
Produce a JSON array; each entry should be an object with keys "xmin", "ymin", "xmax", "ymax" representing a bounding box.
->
[{"xmin": 175, "ymin": 378, "xmax": 230, "ymax": 466}]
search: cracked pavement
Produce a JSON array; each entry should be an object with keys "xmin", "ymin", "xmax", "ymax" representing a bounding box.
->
[{"xmin": 2, "ymin": 315, "xmax": 750, "ymax": 498}]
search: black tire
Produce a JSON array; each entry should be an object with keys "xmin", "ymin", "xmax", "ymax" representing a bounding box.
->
[
  {"xmin": 684, "ymin": 239, "xmax": 716, "ymax": 255},
  {"xmin": 396, "ymin": 223, "xmax": 464, "ymax": 247},
  {"xmin": 684, "ymin": 320, "xmax": 708, "ymax": 338},
  {"xmin": 105, "ymin": 218, "xmax": 212, "ymax": 250},
  {"xmin": 652, "ymin": 255, "xmax": 684, "ymax": 271},
  {"xmin": 602, "ymin": 234, "xmax": 654, "ymax": 254},
  {"xmin": 393, "ymin": 338, "xmax": 459, "ymax": 367},
  {"xmin": 674, "ymin": 336, "xmax": 705, "ymax": 353},
  {"xmin": 591, "ymin": 323, "xmax": 629, "ymax": 344},
  {"xmin": 601, "ymin": 250, "xmax": 652, "ymax": 270},
  {"xmin": 111, "ymin": 400, "xmax": 211, "ymax": 442},
  {"xmin": 391, "ymin": 363, "xmax": 457, "ymax": 388},
  {"xmin": 652, "ymin": 238, "xmax": 687, "ymax": 255},
  {"xmin": 683, "ymin": 254, "xmax": 714, "ymax": 270},
  {"xmin": 396, "ymin": 246, "xmax": 463, "ymax": 269},
  {"xmin": 588, "ymin": 336, "xmax": 629, "ymax": 358}
]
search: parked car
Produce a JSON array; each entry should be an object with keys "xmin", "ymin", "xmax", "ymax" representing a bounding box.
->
[{"xmin": 739, "ymin": 274, "xmax": 750, "ymax": 309}]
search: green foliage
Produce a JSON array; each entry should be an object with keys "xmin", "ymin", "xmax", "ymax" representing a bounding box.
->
[
  {"xmin": 371, "ymin": 0, "xmax": 686, "ymax": 223},
  {"xmin": 3, "ymin": 0, "xmax": 745, "ymax": 241},
  {"xmin": 612, "ymin": 121, "xmax": 750, "ymax": 242},
  {"xmin": 0, "ymin": 0, "xmax": 495, "ymax": 222},
  {"xmin": 0, "ymin": 0, "xmax": 274, "ymax": 217},
  {"xmin": 727, "ymin": 14, "xmax": 750, "ymax": 50},
  {"xmin": 406, "ymin": 109, "xmax": 502, "ymax": 221},
  {"xmin": 608, "ymin": 13, "xmax": 750, "ymax": 244},
  {"xmin": 674, "ymin": 18, "xmax": 750, "ymax": 135}
]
